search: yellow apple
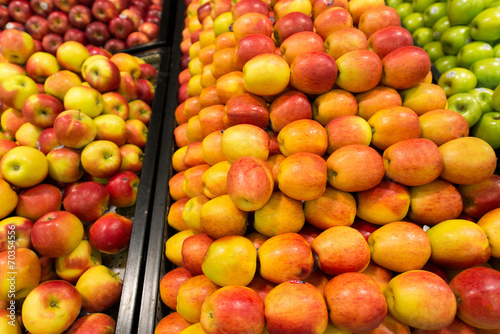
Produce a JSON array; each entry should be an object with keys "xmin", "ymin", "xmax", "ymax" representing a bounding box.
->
[
  {"xmin": 477, "ymin": 207, "xmax": 500, "ymax": 258},
  {"xmin": 182, "ymin": 195, "xmax": 210, "ymax": 234},
  {"xmin": 221, "ymin": 124, "xmax": 269, "ymax": 162},
  {"xmin": 165, "ymin": 229, "xmax": 195, "ymax": 267},
  {"xmin": 56, "ymin": 41, "xmax": 90, "ymax": 73},
  {"xmin": 0, "ymin": 177, "xmax": 17, "ymax": 220},
  {"xmin": 400, "ymin": 83, "xmax": 447, "ymax": 116},
  {"xmin": 242, "ymin": 53, "xmax": 290, "ymax": 97},
  {"xmin": 199, "ymin": 194, "xmax": 248, "ymax": 239},
  {"xmin": 64, "ymin": 86, "xmax": 104, "ymax": 118},
  {"xmin": 0, "ymin": 146, "xmax": 48, "ymax": 188}
]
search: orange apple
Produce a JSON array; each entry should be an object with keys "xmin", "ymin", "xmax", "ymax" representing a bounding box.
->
[
  {"xmin": 182, "ymin": 233, "xmax": 215, "ymax": 275},
  {"xmin": 199, "ymin": 194, "xmax": 248, "ymax": 239},
  {"xmin": 201, "ymin": 160, "xmax": 231, "ymax": 199},
  {"xmin": 400, "ymin": 83, "xmax": 447, "ymax": 116},
  {"xmin": 202, "ymin": 130, "xmax": 225, "ymax": 166},
  {"xmin": 155, "ymin": 312, "xmax": 191, "ymax": 334},
  {"xmin": 408, "ymin": 180, "xmax": 463, "ymax": 226},
  {"xmin": 221, "ymin": 123, "xmax": 269, "ymax": 162},
  {"xmin": 358, "ymin": 5, "xmax": 400, "ymax": 38},
  {"xmin": 278, "ymin": 119, "xmax": 328, "ymax": 157},
  {"xmin": 326, "ymin": 144, "xmax": 385, "ymax": 192},
  {"xmin": 360, "ymin": 260, "xmax": 393, "ymax": 292},
  {"xmin": 383, "ymin": 138, "xmax": 443, "ymax": 187},
  {"xmin": 215, "ymin": 70, "xmax": 247, "ymax": 104},
  {"xmin": 312, "ymin": 89, "xmax": 358, "ymax": 126},
  {"xmin": 231, "ymin": 12, "xmax": 273, "ymax": 41},
  {"xmin": 183, "ymin": 164, "xmax": 211, "ymax": 199},
  {"xmin": 325, "ymin": 115, "xmax": 372, "ymax": 153},
  {"xmin": 176, "ymin": 274, "xmax": 219, "ymax": 324},
  {"xmin": 419, "ymin": 109, "xmax": 470, "ymax": 146},
  {"xmin": 313, "ymin": 7, "xmax": 353, "ymax": 40},
  {"xmin": 356, "ymin": 86, "xmax": 402, "ymax": 121},
  {"xmin": 324, "ymin": 27, "xmax": 368, "ymax": 60},
  {"xmin": 167, "ymin": 198, "xmax": 190, "ymax": 231},
  {"xmin": 381, "ymin": 46, "xmax": 431, "ymax": 90},
  {"xmin": 335, "ymin": 49, "xmax": 383, "ymax": 93},
  {"xmin": 279, "ymin": 31, "xmax": 325, "ymax": 65},
  {"xmin": 184, "ymin": 142, "xmax": 206, "ymax": 168},
  {"xmin": 304, "ymin": 187, "xmax": 356, "ymax": 230}
]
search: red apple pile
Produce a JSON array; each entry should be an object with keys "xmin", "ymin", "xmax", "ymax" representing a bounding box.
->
[
  {"xmin": 0, "ymin": 0, "xmax": 163, "ymax": 55},
  {"xmin": 156, "ymin": 0, "xmax": 500, "ymax": 333},
  {"xmin": 0, "ymin": 30, "xmax": 156, "ymax": 333}
]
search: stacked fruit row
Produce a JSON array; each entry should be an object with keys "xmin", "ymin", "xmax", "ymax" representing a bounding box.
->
[
  {"xmin": 0, "ymin": 29, "xmax": 157, "ymax": 333},
  {"xmin": 0, "ymin": 0, "xmax": 163, "ymax": 55},
  {"xmin": 388, "ymin": 0, "xmax": 500, "ymax": 150},
  {"xmin": 155, "ymin": 0, "xmax": 500, "ymax": 333}
]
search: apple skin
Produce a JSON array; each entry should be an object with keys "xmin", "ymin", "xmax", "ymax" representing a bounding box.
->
[
  {"xmin": 81, "ymin": 140, "xmax": 122, "ymax": 179},
  {"xmin": 470, "ymin": 8, "xmax": 500, "ymax": 42},
  {"xmin": 0, "ymin": 29, "xmax": 36, "ymax": 65},
  {"xmin": 335, "ymin": 49, "xmax": 383, "ymax": 93},
  {"xmin": 324, "ymin": 272, "xmax": 387, "ymax": 332},
  {"xmin": 66, "ymin": 313, "xmax": 116, "ymax": 334},
  {"xmin": 242, "ymin": 53, "xmax": 290, "ymax": 97},
  {"xmin": 200, "ymin": 285, "xmax": 265, "ymax": 334},
  {"xmin": 269, "ymin": 90, "xmax": 312, "ymax": 133},
  {"xmin": 105, "ymin": 170, "xmax": 140, "ymax": 208},
  {"xmin": 159, "ymin": 267, "xmax": 193, "ymax": 310},
  {"xmin": 0, "ymin": 247, "xmax": 41, "ymax": 302},
  {"xmin": 21, "ymin": 280, "xmax": 82, "ymax": 334},
  {"xmin": 53, "ymin": 109, "xmax": 97, "ymax": 149},
  {"xmin": 458, "ymin": 175, "xmax": 500, "ymax": 220},
  {"xmin": 304, "ymin": 187, "xmax": 355, "ymax": 230},
  {"xmin": 313, "ymin": 7, "xmax": 353, "ymax": 41},
  {"xmin": 384, "ymin": 270, "xmax": 457, "ymax": 330},
  {"xmin": 233, "ymin": 34, "xmax": 276, "ymax": 70},
  {"xmin": 76, "ymin": 265, "xmax": 123, "ymax": 313},
  {"xmin": 0, "ymin": 74, "xmax": 39, "ymax": 111},
  {"xmin": 289, "ymin": 51, "xmax": 338, "ymax": 95},
  {"xmin": 22, "ymin": 93, "xmax": 63, "ymax": 129},
  {"xmin": 418, "ymin": 108, "xmax": 470, "ymax": 147},
  {"xmin": 46, "ymin": 146, "xmax": 84, "ymax": 184},
  {"xmin": 278, "ymin": 119, "xmax": 328, "ymax": 157},
  {"xmin": 324, "ymin": 27, "xmax": 368, "ymax": 61},
  {"xmin": 63, "ymin": 181, "xmax": 110, "ymax": 223},
  {"xmin": 89, "ymin": 212, "xmax": 133, "ymax": 254},
  {"xmin": 55, "ymin": 239, "xmax": 102, "ymax": 283},
  {"xmin": 358, "ymin": 4, "xmax": 401, "ymax": 38},
  {"xmin": 15, "ymin": 183, "xmax": 62, "ymax": 222},
  {"xmin": 273, "ymin": 11, "xmax": 313, "ymax": 45},
  {"xmin": 264, "ymin": 281, "xmax": 329, "ymax": 334},
  {"xmin": 449, "ymin": 267, "xmax": 500, "ymax": 330},
  {"xmin": 0, "ymin": 216, "xmax": 33, "ymax": 252},
  {"xmin": 381, "ymin": 46, "xmax": 431, "ymax": 90}
]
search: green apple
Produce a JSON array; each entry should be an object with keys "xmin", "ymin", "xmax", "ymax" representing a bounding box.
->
[
  {"xmin": 396, "ymin": 3, "xmax": 415, "ymax": 20},
  {"xmin": 494, "ymin": 44, "xmax": 500, "ymax": 57},
  {"xmin": 423, "ymin": 41, "xmax": 445, "ymax": 61},
  {"xmin": 432, "ymin": 16, "xmax": 450, "ymax": 40},
  {"xmin": 469, "ymin": 87, "xmax": 495, "ymax": 114},
  {"xmin": 402, "ymin": 12, "xmax": 425, "ymax": 33},
  {"xmin": 471, "ymin": 112, "xmax": 500, "ymax": 148},
  {"xmin": 485, "ymin": 0, "xmax": 497, "ymax": 7},
  {"xmin": 488, "ymin": 0, "xmax": 500, "ymax": 8},
  {"xmin": 447, "ymin": 92, "xmax": 483, "ymax": 127},
  {"xmin": 469, "ymin": 57, "xmax": 500, "ymax": 89},
  {"xmin": 447, "ymin": 0, "xmax": 485, "ymax": 26},
  {"xmin": 413, "ymin": 0, "xmax": 437, "ymax": 13},
  {"xmin": 469, "ymin": 8, "xmax": 500, "ymax": 42},
  {"xmin": 434, "ymin": 55, "xmax": 457, "ymax": 73},
  {"xmin": 423, "ymin": 2, "xmax": 448, "ymax": 28},
  {"xmin": 438, "ymin": 67, "xmax": 478, "ymax": 97},
  {"xmin": 456, "ymin": 42, "xmax": 494, "ymax": 68},
  {"xmin": 440, "ymin": 25, "xmax": 471, "ymax": 55},
  {"xmin": 387, "ymin": 0, "xmax": 405, "ymax": 8},
  {"xmin": 492, "ymin": 83, "xmax": 500, "ymax": 110},
  {"xmin": 413, "ymin": 27, "xmax": 435, "ymax": 47}
]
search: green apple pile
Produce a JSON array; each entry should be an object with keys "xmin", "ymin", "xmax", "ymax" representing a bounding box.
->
[
  {"xmin": 156, "ymin": 0, "xmax": 500, "ymax": 333},
  {"xmin": 0, "ymin": 30, "xmax": 156, "ymax": 333},
  {"xmin": 387, "ymin": 0, "xmax": 500, "ymax": 149}
]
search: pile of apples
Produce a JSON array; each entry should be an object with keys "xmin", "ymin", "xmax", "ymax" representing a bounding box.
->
[
  {"xmin": 388, "ymin": 0, "xmax": 500, "ymax": 150},
  {"xmin": 156, "ymin": 0, "xmax": 500, "ymax": 333},
  {"xmin": 0, "ymin": 29, "xmax": 157, "ymax": 333},
  {"xmin": 0, "ymin": 0, "xmax": 163, "ymax": 55}
]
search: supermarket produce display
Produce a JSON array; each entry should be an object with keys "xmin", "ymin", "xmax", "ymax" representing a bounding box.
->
[
  {"xmin": 0, "ymin": 0, "xmax": 169, "ymax": 54},
  {"xmin": 137, "ymin": 0, "xmax": 500, "ymax": 333},
  {"xmin": 0, "ymin": 29, "xmax": 169, "ymax": 332}
]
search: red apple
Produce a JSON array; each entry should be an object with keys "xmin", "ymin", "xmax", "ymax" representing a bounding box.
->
[
  {"xmin": 126, "ymin": 31, "xmax": 151, "ymax": 48},
  {"xmin": 0, "ymin": 29, "xmax": 36, "ymax": 65},
  {"xmin": 75, "ymin": 265, "xmax": 123, "ymax": 312},
  {"xmin": 31, "ymin": 0, "xmax": 54, "ymax": 17},
  {"xmin": 41, "ymin": 33, "xmax": 63, "ymax": 55},
  {"xmin": 381, "ymin": 46, "xmax": 431, "ymax": 90},
  {"xmin": 53, "ymin": 109, "xmax": 97, "ymax": 149},
  {"xmin": 138, "ymin": 21, "xmax": 159, "ymax": 40},
  {"xmin": 37, "ymin": 127, "xmax": 60, "ymax": 155},
  {"xmin": 25, "ymin": 15, "xmax": 49, "ymax": 40},
  {"xmin": 120, "ymin": 8, "xmax": 142, "ymax": 30},
  {"xmin": 273, "ymin": 11, "xmax": 314, "ymax": 45},
  {"xmin": 457, "ymin": 175, "xmax": 500, "ymax": 220},
  {"xmin": 64, "ymin": 27, "xmax": 87, "ymax": 44},
  {"xmin": 0, "ymin": 6, "xmax": 10, "ymax": 30},
  {"xmin": 47, "ymin": 10, "xmax": 69, "ymax": 35},
  {"xmin": 66, "ymin": 313, "xmax": 116, "ymax": 334},
  {"xmin": 22, "ymin": 93, "xmax": 64, "ymax": 128},
  {"xmin": 63, "ymin": 181, "xmax": 110, "ymax": 223},
  {"xmin": 109, "ymin": 15, "xmax": 135, "ymax": 40},
  {"xmin": 8, "ymin": 0, "xmax": 33, "ymax": 23},
  {"xmin": 289, "ymin": 51, "xmax": 337, "ymax": 95},
  {"xmin": 83, "ymin": 57, "xmax": 121, "ymax": 93},
  {"xmin": 16, "ymin": 183, "xmax": 62, "ymax": 222},
  {"xmin": 234, "ymin": 34, "xmax": 276, "ymax": 69},
  {"xmin": 88, "ymin": 212, "xmax": 133, "ymax": 254},
  {"xmin": 68, "ymin": 4, "xmax": 92, "ymax": 29},
  {"xmin": 335, "ymin": 49, "xmax": 383, "ymax": 93},
  {"xmin": 137, "ymin": 78, "xmax": 155, "ymax": 106},
  {"xmin": 105, "ymin": 170, "xmax": 140, "ymax": 208},
  {"xmin": 46, "ymin": 146, "xmax": 85, "ymax": 184},
  {"xmin": 53, "ymin": 0, "xmax": 78, "ymax": 12},
  {"xmin": 92, "ymin": 0, "xmax": 118, "ymax": 23},
  {"xmin": 104, "ymin": 38, "xmax": 127, "ymax": 54},
  {"xmin": 85, "ymin": 21, "xmax": 110, "ymax": 46}
]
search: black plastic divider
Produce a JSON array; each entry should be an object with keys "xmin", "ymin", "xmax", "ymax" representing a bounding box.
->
[
  {"xmin": 114, "ymin": 45, "xmax": 171, "ymax": 334},
  {"xmin": 137, "ymin": 0, "xmax": 186, "ymax": 332}
]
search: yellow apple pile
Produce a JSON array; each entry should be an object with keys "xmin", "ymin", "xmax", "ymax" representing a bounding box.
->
[
  {"xmin": 158, "ymin": 0, "xmax": 500, "ymax": 333},
  {"xmin": 0, "ymin": 30, "xmax": 156, "ymax": 333}
]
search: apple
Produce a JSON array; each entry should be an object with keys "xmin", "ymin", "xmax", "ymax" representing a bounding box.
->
[
  {"xmin": 0, "ymin": 63, "xmax": 26, "ymax": 84},
  {"xmin": 128, "ymin": 99, "xmax": 152, "ymax": 125},
  {"xmin": 335, "ymin": 50, "xmax": 382, "ymax": 93},
  {"xmin": 0, "ymin": 177, "xmax": 17, "ymax": 221},
  {"xmin": 55, "ymin": 239, "xmax": 101, "ymax": 283},
  {"xmin": 76, "ymin": 265, "xmax": 123, "ymax": 312},
  {"xmin": 66, "ymin": 313, "xmax": 116, "ymax": 334},
  {"xmin": 450, "ymin": 267, "xmax": 500, "ymax": 330},
  {"xmin": 120, "ymin": 8, "xmax": 142, "ymax": 30},
  {"xmin": 21, "ymin": 93, "xmax": 63, "ymax": 129},
  {"xmin": 109, "ymin": 15, "xmax": 135, "ymax": 40},
  {"xmin": 85, "ymin": 21, "xmax": 110, "ymax": 46},
  {"xmin": 37, "ymin": 127, "xmax": 60, "ymax": 155},
  {"xmin": 15, "ymin": 122, "xmax": 43, "ymax": 148},
  {"xmin": 233, "ymin": 34, "xmax": 276, "ymax": 70},
  {"xmin": 92, "ymin": 0, "xmax": 118, "ymax": 23},
  {"xmin": 471, "ymin": 112, "xmax": 500, "ymax": 149},
  {"xmin": 324, "ymin": 272, "xmax": 387, "ymax": 332},
  {"xmin": 64, "ymin": 28, "xmax": 87, "ymax": 44},
  {"xmin": 54, "ymin": 0, "xmax": 78, "ymax": 12},
  {"xmin": 0, "ymin": 146, "xmax": 48, "ymax": 188},
  {"xmin": 0, "ymin": 74, "xmax": 39, "ymax": 111},
  {"xmin": 439, "ymin": 25, "xmax": 471, "ymax": 54},
  {"xmin": 381, "ymin": 46, "xmax": 431, "ymax": 90},
  {"xmin": 16, "ymin": 183, "xmax": 62, "ymax": 222},
  {"xmin": 105, "ymin": 170, "xmax": 140, "ymax": 208},
  {"xmin": 46, "ymin": 146, "xmax": 84, "ymax": 184},
  {"xmin": 265, "ymin": 281, "xmax": 328, "ymax": 334},
  {"xmin": 422, "ymin": 1, "xmax": 447, "ymax": 27},
  {"xmin": 126, "ymin": 31, "xmax": 151, "ymax": 48},
  {"xmin": 63, "ymin": 181, "xmax": 109, "ymax": 223},
  {"xmin": 0, "ymin": 216, "xmax": 33, "ymax": 253},
  {"xmin": 438, "ymin": 68, "xmax": 478, "ymax": 97},
  {"xmin": 104, "ymin": 38, "xmax": 127, "ymax": 54},
  {"xmin": 116, "ymin": 71, "xmax": 139, "ymax": 102},
  {"xmin": 448, "ymin": 0, "xmax": 484, "ymax": 26},
  {"xmin": 278, "ymin": 119, "xmax": 328, "ymax": 157},
  {"xmin": 176, "ymin": 273, "xmax": 219, "ymax": 324},
  {"xmin": 325, "ymin": 27, "xmax": 368, "ymax": 60},
  {"xmin": 56, "ymin": 41, "xmax": 90, "ymax": 74},
  {"xmin": 81, "ymin": 140, "xmax": 122, "ymax": 178},
  {"xmin": 31, "ymin": 0, "xmax": 54, "ymax": 17},
  {"xmin": 155, "ymin": 312, "xmax": 191, "ymax": 334},
  {"xmin": 68, "ymin": 4, "xmax": 92, "ymax": 29},
  {"xmin": 412, "ymin": 27, "xmax": 434, "ymax": 47},
  {"xmin": 159, "ymin": 266, "xmax": 193, "ymax": 311},
  {"xmin": 137, "ymin": 79, "xmax": 155, "ymax": 106},
  {"xmin": 358, "ymin": 5, "xmax": 401, "ymax": 38},
  {"xmin": 8, "ymin": 0, "xmax": 32, "ymax": 23},
  {"xmin": 22, "ymin": 280, "xmax": 81, "ymax": 334},
  {"xmin": 125, "ymin": 119, "xmax": 148, "ymax": 149},
  {"xmin": 47, "ymin": 11, "xmax": 69, "ymax": 35},
  {"xmin": 469, "ymin": 8, "xmax": 500, "ymax": 42},
  {"xmin": 25, "ymin": 52, "xmax": 60, "ymax": 84},
  {"xmin": 88, "ymin": 212, "xmax": 132, "ymax": 254},
  {"xmin": 434, "ymin": 55, "xmax": 458, "ymax": 74},
  {"xmin": 139, "ymin": 22, "xmax": 160, "ymax": 40},
  {"xmin": 423, "ymin": 41, "xmax": 445, "ymax": 62},
  {"xmin": 400, "ymin": 83, "xmax": 447, "ymax": 116},
  {"xmin": 41, "ymin": 33, "xmax": 63, "ymax": 55},
  {"xmin": 384, "ymin": 270, "xmax": 457, "ymax": 330},
  {"xmin": 83, "ymin": 57, "xmax": 121, "ymax": 94},
  {"xmin": 200, "ymin": 285, "xmax": 265, "ymax": 334},
  {"xmin": 25, "ymin": 15, "xmax": 49, "ymax": 40},
  {"xmin": 273, "ymin": 12, "xmax": 313, "ymax": 46},
  {"xmin": 269, "ymin": 90, "xmax": 312, "ymax": 133},
  {"xmin": 0, "ymin": 108, "xmax": 25, "ymax": 138},
  {"xmin": 289, "ymin": 51, "xmax": 338, "ymax": 95},
  {"xmin": 324, "ymin": 115, "xmax": 372, "ymax": 153},
  {"xmin": 470, "ymin": 57, "xmax": 500, "ymax": 90},
  {"xmin": 53, "ymin": 109, "xmax": 97, "ymax": 149},
  {"xmin": 313, "ymin": 7, "xmax": 353, "ymax": 41},
  {"xmin": 64, "ymin": 86, "xmax": 104, "ymax": 118},
  {"xmin": 402, "ymin": 12, "xmax": 424, "ymax": 33},
  {"xmin": 44, "ymin": 69, "xmax": 82, "ymax": 101},
  {"xmin": 457, "ymin": 42, "xmax": 494, "ymax": 69},
  {"xmin": 469, "ymin": 87, "xmax": 495, "ymax": 114},
  {"xmin": 243, "ymin": 53, "xmax": 290, "ymax": 97},
  {"xmin": 458, "ymin": 175, "xmax": 500, "ymax": 220}
]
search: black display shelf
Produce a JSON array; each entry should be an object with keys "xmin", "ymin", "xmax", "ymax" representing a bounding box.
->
[
  {"xmin": 112, "ymin": 45, "xmax": 171, "ymax": 334},
  {"xmin": 136, "ymin": 0, "xmax": 186, "ymax": 332}
]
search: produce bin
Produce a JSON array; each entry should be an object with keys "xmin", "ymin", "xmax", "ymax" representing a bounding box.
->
[
  {"xmin": 110, "ymin": 45, "xmax": 170, "ymax": 333},
  {"xmin": 136, "ymin": 0, "xmax": 187, "ymax": 332}
]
